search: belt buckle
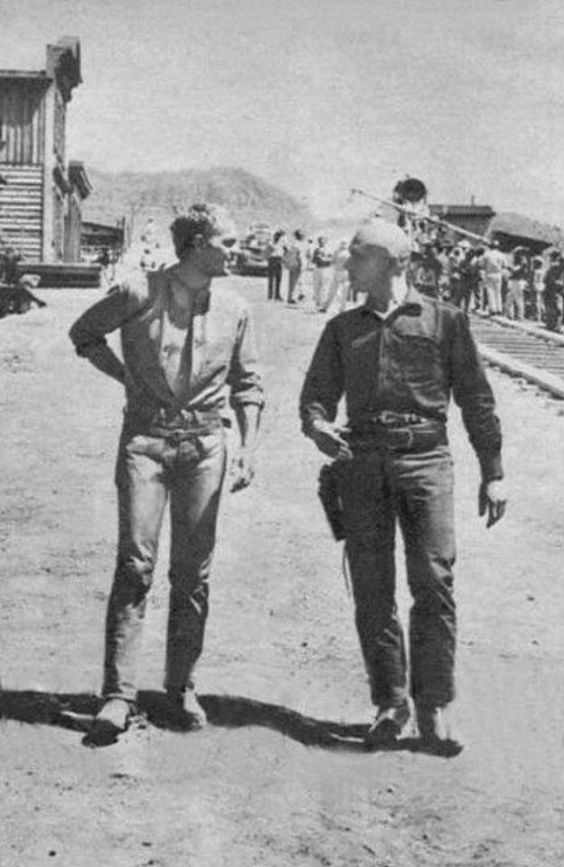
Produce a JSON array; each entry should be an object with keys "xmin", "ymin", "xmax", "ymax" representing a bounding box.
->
[
  {"xmin": 389, "ymin": 427, "xmax": 414, "ymax": 450},
  {"xmin": 377, "ymin": 410, "xmax": 395, "ymax": 427},
  {"xmin": 167, "ymin": 430, "xmax": 184, "ymax": 446}
]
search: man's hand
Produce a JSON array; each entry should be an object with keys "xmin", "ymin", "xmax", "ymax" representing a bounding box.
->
[
  {"xmin": 311, "ymin": 420, "xmax": 352, "ymax": 461},
  {"xmin": 230, "ymin": 446, "xmax": 256, "ymax": 493},
  {"xmin": 479, "ymin": 480, "xmax": 507, "ymax": 528}
]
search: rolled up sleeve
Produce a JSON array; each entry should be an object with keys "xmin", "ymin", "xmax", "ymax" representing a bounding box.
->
[
  {"xmin": 227, "ymin": 306, "xmax": 264, "ymax": 409},
  {"xmin": 69, "ymin": 284, "xmax": 130, "ymax": 356}
]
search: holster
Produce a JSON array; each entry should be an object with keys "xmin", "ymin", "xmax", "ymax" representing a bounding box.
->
[{"xmin": 317, "ymin": 462, "xmax": 345, "ymax": 541}]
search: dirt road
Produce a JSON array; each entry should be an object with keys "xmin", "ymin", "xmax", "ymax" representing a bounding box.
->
[{"xmin": 1, "ymin": 278, "xmax": 563, "ymax": 866}]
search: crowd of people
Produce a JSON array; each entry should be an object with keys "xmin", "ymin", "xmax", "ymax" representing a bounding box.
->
[
  {"xmin": 407, "ymin": 235, "xmax": 564, "ymax": 331},
  {"xmin": 264, "ymin": 230, "xmax": 357, "ymax": 314},
  {"xmin": 262, "ymin": 221, "xmax": 564, "ymax": 332}
]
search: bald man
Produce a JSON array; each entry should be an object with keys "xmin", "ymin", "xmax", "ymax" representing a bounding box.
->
[{"xmin": 300, "ymin": 219, "xmax": 506, "ymax": 755}]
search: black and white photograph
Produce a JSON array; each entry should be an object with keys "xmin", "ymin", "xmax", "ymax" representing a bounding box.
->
[{"xmin": 0, "ymin": 1, "xmax": 563, "ymax": 864}]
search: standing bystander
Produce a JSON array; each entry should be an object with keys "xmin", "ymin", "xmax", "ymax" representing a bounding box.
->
[
  {"xmin": 480, "ymin": 240, "xmax": 505, "ymax": 316},
  {"xmin": 531, "ymin": 257, "xmax": 546, "ymax": 324},
  {"xmin": 321, "ymin": 239, "xmax": 350, "ymax": 314},
  {"xmin": 266, "ymin": 229, "xmax": 286, "ymax": 301},
  {"xmin": 312, "ymin": 236, "xmax": 333, "ymax": 311},
  {"xmin": 285, "ymin": 230, "xmax": 306, "ymax": 305},
  {"xmin": 543, "ymin": 251, "xmax": 564, "ymax": 332},
  {"xmin": 409, "ymin": 241, "xmax": 442, "ymax": 299},
  {"xmin": 504, "ymin": 249, "xmax": 528, "ymax": 320}
]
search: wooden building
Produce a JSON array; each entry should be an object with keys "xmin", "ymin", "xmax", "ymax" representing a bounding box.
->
[
  {"xmin": 81, "ymin": 219, "xmax": 126, "ymax": 262},
  {"xmin": 486, "ymin": 212, "xmax": 562, "ymax": 255},
  {"xmin": 0, "ymin": 37, "xmax": 91, "ymax": 264},
  {"xmin": 429, "ymin": 204, "xmax": 495, "ymax": 242}
]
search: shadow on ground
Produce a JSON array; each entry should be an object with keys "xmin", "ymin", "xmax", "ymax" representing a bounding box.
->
[{"xmin": 0, "ymin": 689, "xmax": 429, "ymax": 754}]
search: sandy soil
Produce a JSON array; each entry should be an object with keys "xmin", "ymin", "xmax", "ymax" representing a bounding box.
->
[{"xmin": 0, "ymin": 277, "xmax": 563, "ymax": 867}]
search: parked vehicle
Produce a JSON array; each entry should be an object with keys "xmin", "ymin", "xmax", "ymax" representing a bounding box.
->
[{"xmin": 234, "ymin": 222, "xmax": 272, "ymax": 276}]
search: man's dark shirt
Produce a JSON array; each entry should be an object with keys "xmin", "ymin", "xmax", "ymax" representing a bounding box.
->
[
  {"xmin": 459, "ymin": 254, "xmax": 482, "ymax": 290},
  {"xmin": 300, "ymin": 286, "xmax": 503, "ymax": 481},
  {"xmin": 544, "ymin": 263, "xmax": 564, "ymax": 298},
  {"xmin": 508, "ymin": 262, "xmax": 528, "ymax": 282},
  {"xmin": 313, "ymin": 245, "xmax": 333, "ymax": 268},
  {"xmin": 410, "ymin": 253, "xmax": 442, "ymax": 297}
]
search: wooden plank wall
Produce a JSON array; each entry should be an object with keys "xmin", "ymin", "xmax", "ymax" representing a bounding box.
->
[
  {"xmin": 0, "ymin": 79, "xmax": 46, "ymax": 165},
  {"xmin": 0, "ymin": 165, "xmax": 43, "ymax": 261}
]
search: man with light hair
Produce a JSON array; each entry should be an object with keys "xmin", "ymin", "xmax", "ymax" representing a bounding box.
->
[
  {"xmin": 300, "ymin": 219, "xmax": 506, "ymax": 755},
  {"xmin": 321, "ymin": 239, "xmax": 351, "ymax": 314},
  {"xmin": 70, "ymin": 203, "xmax": 264, "ymax": 743},
  {"xmin": 312, "ymin": 236, "xmax": 333, "ymax": 311}
]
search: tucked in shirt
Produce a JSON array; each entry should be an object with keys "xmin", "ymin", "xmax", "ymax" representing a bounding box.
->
[
  {"xmin": 312, "ymin": 246, "xmax": 333, "ymax": 268},
  {"xmin": 159, "ymin": 309, "xmax": 191, "ymax": 396},
  {"xmin": 69, "ymin": 267, "xmax": 264, "ymax": 423},
  {"xmin": 299, "ymin": 285, "xmax": 503, "ymax": 481},
  {"xmin": 267, "ymin": 239, "xmax": 286, "ymax": 259}
]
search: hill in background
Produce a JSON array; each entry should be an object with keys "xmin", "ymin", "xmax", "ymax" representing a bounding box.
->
[
  {"xmin": 83, "ymin": 166, "xmax": 314, "ymax": 241},
  {"xmin": 83, "ymin": 167, "xmax": 563, "ymax": 251}
]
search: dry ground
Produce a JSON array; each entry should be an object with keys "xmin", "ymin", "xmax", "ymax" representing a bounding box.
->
[{"xmin": 0, "ymin": 277, "xmax": 563, "ymax": 867}]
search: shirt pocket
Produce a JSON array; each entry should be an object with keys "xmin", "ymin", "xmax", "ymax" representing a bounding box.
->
[{"xmin": 393, "ymin": 334, "xmax": 443, "ymax": 388}]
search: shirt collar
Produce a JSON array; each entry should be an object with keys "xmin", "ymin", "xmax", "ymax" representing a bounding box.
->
[
  {"xmin": 166, "ymin": 271, "xmax": 211, "ymax": 316},
  {"xmin": 361, "ymin": 282, "xmax": 423, "ymax": 319}
]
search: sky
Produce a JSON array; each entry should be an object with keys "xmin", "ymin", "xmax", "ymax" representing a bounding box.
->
[{"xmin": 1, "ymin": 0, "xmax": 564, "ymax": 224}]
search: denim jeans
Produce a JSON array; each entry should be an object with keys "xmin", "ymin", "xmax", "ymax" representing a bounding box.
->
[
  {"xmin": 103, "ymin": 425, "xmax": 227, "ymax": 702},
  {"xmin": 338, "ymin": 445, "xmax": 456, "ymax": 709}
]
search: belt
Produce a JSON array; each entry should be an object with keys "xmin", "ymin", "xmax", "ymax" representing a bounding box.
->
[
  {"xmin": 148, "ymin": 428, "xmax": 208, "ymax": 445},
  {"xmin": 354, "ymin": 410, "xmax": 434, "ymax": 429},
  {"xmin": 124, "ymin": 407, "xmax": 226, "ymax": 439},
  {"xmin": 350, "ymin": 412, "xmax": 447, "ymax": 453}
]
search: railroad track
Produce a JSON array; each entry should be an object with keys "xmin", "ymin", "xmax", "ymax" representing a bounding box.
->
[{"xmin": 470, "ymin": 315, "xmax": 564, "ymax": 400}]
